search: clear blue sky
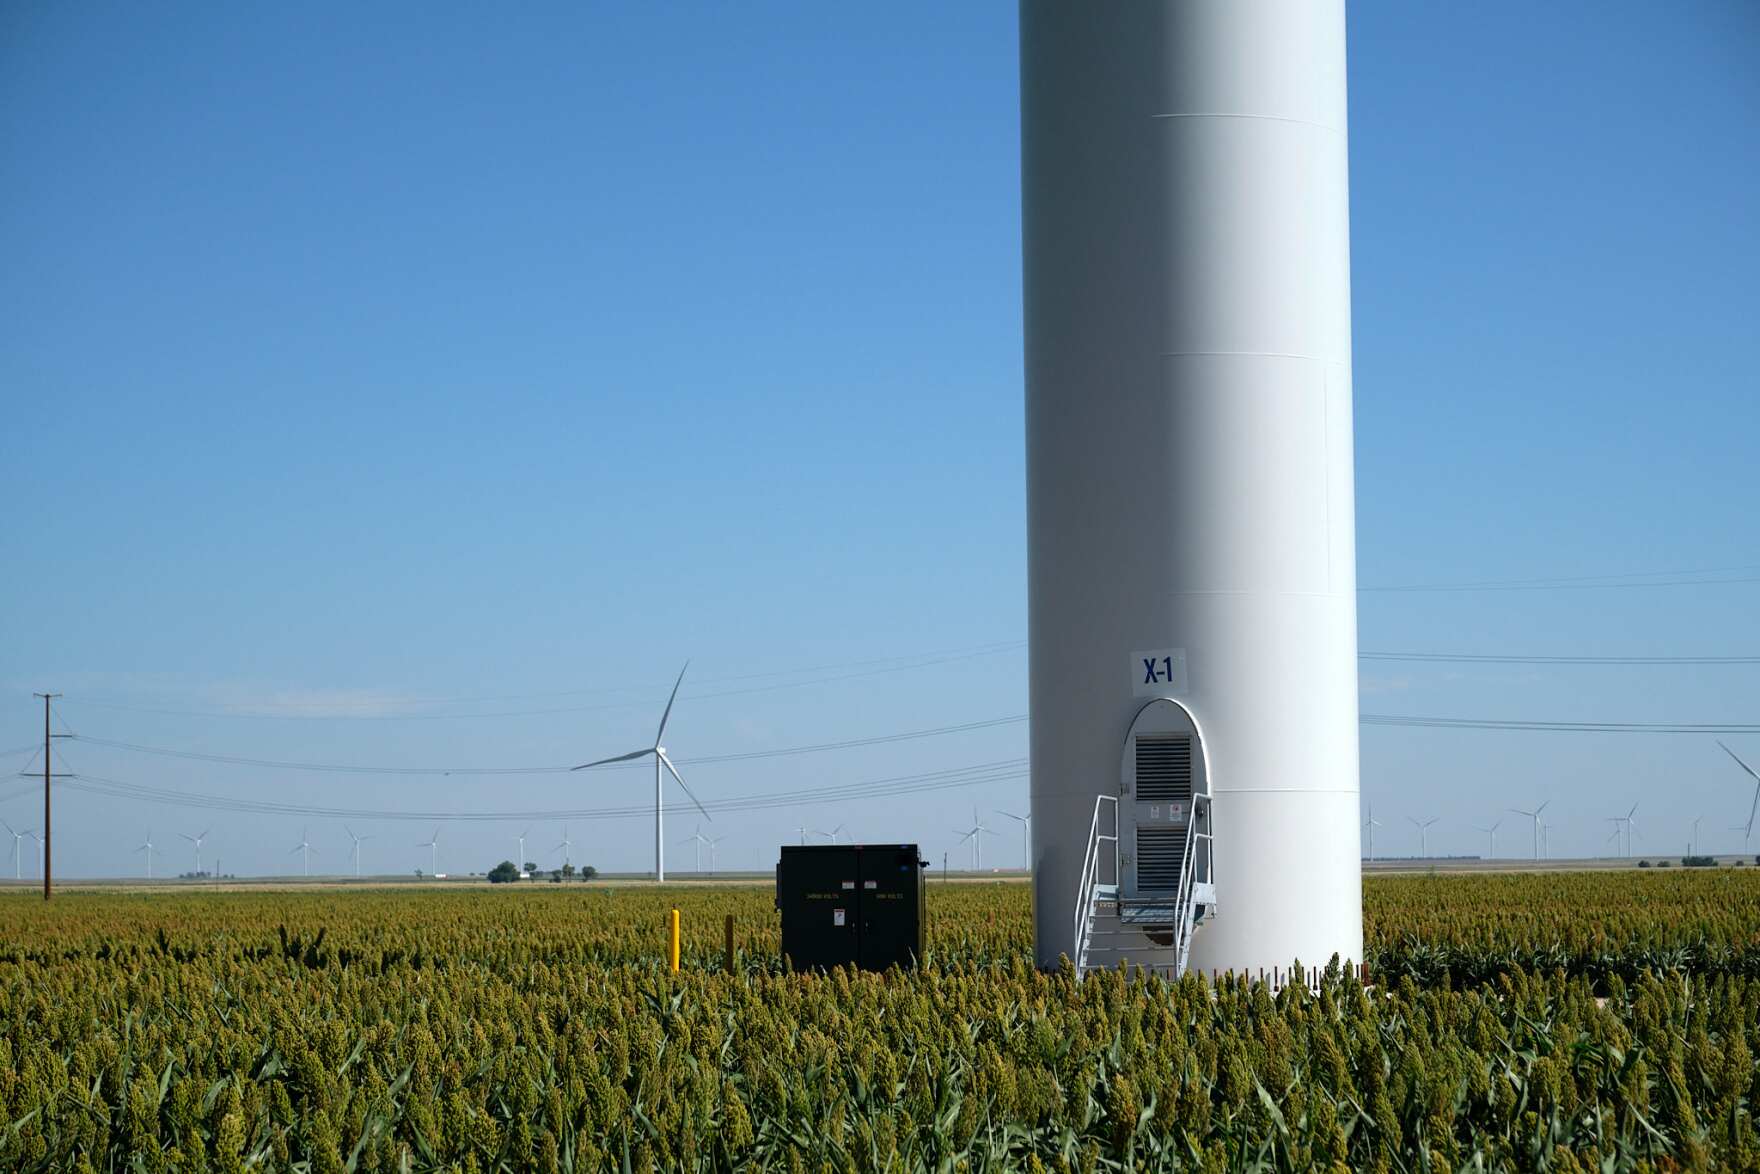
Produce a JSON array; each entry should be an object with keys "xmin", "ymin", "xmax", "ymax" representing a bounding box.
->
[{"xmin": 2, "ymin": 1, "xmax": 1756, "ymax": 878}]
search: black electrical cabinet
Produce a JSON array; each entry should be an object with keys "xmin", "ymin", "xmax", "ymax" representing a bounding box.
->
[{"xmin": 776, "ymin": 844, "xmax": 926, "ymax": 972}]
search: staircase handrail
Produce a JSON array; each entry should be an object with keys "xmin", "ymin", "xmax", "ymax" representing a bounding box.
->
[{"xmin": 1072, "ymin": 793, "xmax": 1117, "ymax": 975}]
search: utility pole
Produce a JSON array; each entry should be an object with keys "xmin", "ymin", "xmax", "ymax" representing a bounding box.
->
[{"xmin": 33, "ymin": 693, "xmax": 63, "ymax": 902}]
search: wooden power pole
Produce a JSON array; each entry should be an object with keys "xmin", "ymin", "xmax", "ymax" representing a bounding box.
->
[{"xmin": 33, "ymin": 692, "xmax": 62, "ymax": 901}]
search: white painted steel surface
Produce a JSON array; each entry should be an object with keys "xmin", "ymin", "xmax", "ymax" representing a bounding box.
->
[{"xmin": 1021, "ymin": 0, "xmax": 1362, "ymax": 975}]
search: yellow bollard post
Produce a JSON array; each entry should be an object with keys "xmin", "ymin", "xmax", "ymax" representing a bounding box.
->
[{"xmin": 669, "ymin": 908, "xmax": 681, "ymax": 972}]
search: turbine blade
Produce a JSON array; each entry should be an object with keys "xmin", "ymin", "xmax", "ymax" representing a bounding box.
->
[
  {"xmin": 1719, "ymin": 741, "xmax": 1760, "ymax": 783},
  {"xmin": 571, "ymin": 747, "xmax": 652, "ymax": 771},
  {"xmin": 658, "ymin": 750, "xmax": 710, "ymax": 821},
  {"xmin": 656, "ymin": 661, "xmax": 690, "ymax": 745}
]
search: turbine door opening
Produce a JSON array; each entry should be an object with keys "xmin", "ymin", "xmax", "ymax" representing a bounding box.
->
[{"xmin": 1120, "ymin": 699, "xmax": 1210, "ymax": 905}]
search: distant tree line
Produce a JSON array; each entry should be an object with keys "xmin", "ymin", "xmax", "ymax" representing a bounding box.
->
[{"xmin": 487, "ymin": 860, "xmax": 597, "ymax": 884}]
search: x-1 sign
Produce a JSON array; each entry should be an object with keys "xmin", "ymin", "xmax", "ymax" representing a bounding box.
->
[{"xmin": 1131, "ymin": 648, "xmax": 1188, "ymax": 697}]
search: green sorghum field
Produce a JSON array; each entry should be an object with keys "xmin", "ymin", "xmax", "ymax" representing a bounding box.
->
[{"xmin": 4, "ymin": 870, "xmax": 1760, "ymax": 1171}]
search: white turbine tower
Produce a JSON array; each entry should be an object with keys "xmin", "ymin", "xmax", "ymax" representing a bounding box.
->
[
  {"xmin": 290, "ymin": 826, "xmax": 317, "ymax": 877},
  {"xmin": 179, "ymin": 828, "xmax": 211, "ymax": 877},
  {"xmin": 345, "ymin": 826, "xmax": 372, "ymax": 878},
  {"xmin": 1472, "ymin": 819, "xmax": 1501, "ymax": 860},
  {"xmin": 953, "ymin": 809, "xmax": 996, "ymax": 871},
  {"xmin": 27, "ymin": 830, "xmax": 43, "ymax": 879},
  {"xmin": 1510, "ymin": 801, "xmax": 1550, "ymax": 860},
  {"xmin": 825, "ymin": 823, "xmax": 848, "ymax": 845},
  {"xmin": 514, "ymin": 828, "xmax": 530, "ymax": 877},
  {"xmin": 570, "ymin": 663, "xmax": 710, "ymax": 883},
  {"xmin": 1363, "ymin": 803, "xmax": 1382, "ymax": 862},
  {"xmin": 678, "ymin": 824, "xmax": 712, "ymax": 873},
  {"xmin": 707, "ymin": 833, "xmax": 727, "ymax": 875},
  {"xmin": 1718, "ymin": 741, "xmax": 1760, "ymax": 847},
  {"xmin": 1407, "ymin": 816, "xmax": 1439, "ymax": 858},
  {"xmin": 997, "ymin": 810, "xmax": 1031, "ymax": 870},
  {"xmin": 1692, "ymin": 815, "xmax": 1703, "ymax": 857},
  {"xmin": 553, "ymin": 824, "xmax": 573, "ymax": 869},
  {"xmin": 2, "ymin": 820, "xmax": 26, "ymax": 880},
  {"xmin": 134, "ymin": 830, "xmax": 159, "ymax": 879},
  {"xmin": 417, "ymin": 828, "xmax": 440, "ymax": 876},
  {"xmin": 794, "ymin": 824, "xmax": 820, "ymax": 846}
]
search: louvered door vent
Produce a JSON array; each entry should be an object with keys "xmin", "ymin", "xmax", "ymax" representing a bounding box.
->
[
  {"xmin": 1134, "ymin": 735, "xmax": 1192, "ymax": 802},
  {"xmin": 1135, "ymin": 826, "xmax": 1184, "ymax": 891}
]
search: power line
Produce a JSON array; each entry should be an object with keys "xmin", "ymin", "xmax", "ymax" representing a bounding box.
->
[
  {"xmin": 1360, "ymin": 563, "xmax": 1760, "ymax": 593},
  {"xmin": 66, "ymin": 715, "xmax": 1027, "ymax": 777},
  {"xmin": 1362, "ymin": 652, "xmax": 1760, "ymax": 665},
  {"xmin": 58, "ymin": 641, "xmax": 1027, "ymax": 722},
  {"xmin": 1361, "ymin": 715, "xmax": 1760, "ymax": 734},
  {"xmin": 56, "ymin": 758, "xmax": 1030, "ymax": 823}
]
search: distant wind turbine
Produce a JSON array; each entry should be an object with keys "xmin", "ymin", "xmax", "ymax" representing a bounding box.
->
[
  {"xmin": 1472, "ymin": 819, "xmax": 1501, "ymax": 859},
  {"xmin": 26, "ymin": 830, "xmax": 43, "ymax": 879},
  {"xmin": 953, "ymin": 809, "xmax": 996, "ymax": 871},
  {"xmin": 134, "ymin": 830, "xmax": 159, "ymax": 879},
  {"xmin": 1, "ymin": 820, "xmax": 26, "ymax": 880},
  {"xmin": 1692, "ymin": 815, "xmax": 1703, "ymax": 857},
  {"xmin": 514, "ymin": 828, "xmax": 530, "ymax": 875},
  {"xmin": 707, "ymin": 833, "xmax": 727, "ymax": 875},
  {"xmin": 1363, "ymin": 803, "xmax": 1382, "ymax": 861},
  {"xmin": 345, "ymin": 826, "xmax": 373, "ymax": 878},
  {"xmin": 997, "ymin": 810, "xmax": 1031, "ymax": 870},
  {"xmin": 553, "ymin": 824, "xmax": 573, "ymax": 868},
  {"xmin": 417, "ymin": 827, "xmax": 440, "ymax": 876},
  {"xmin": 677, "ymin": 824, "xmax": 712, "ymax": 872},
  {"xmin": 1718, "ymin": 741, "xmax": 1760, "ymax": 847},
  {"xmin": 571, "ymin": 662, "xmax": 709, "ymax": 883},
  {"xmin": 794, "ymin": 824, "xmax": 820, "ymax": 846},
  {"xmin": 1606, "ymin": 802, "xmax": 1639, "ymax": 858},
  {"xmin": 289, "ymin": 826, "xmax": 317, "ymax": 877},
  {"xmin": 179, "ymin": 828, "xmax": 211, "ymax": 876},
  {"xmin": 1509, "ymin": 801, "xmax": 1549, "ymax": 860},
  {"xmin": 1407, "ymin": 815, "xmax": 1439, "ymax": 858}
]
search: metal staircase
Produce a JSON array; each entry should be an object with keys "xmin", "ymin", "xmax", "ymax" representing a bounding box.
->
[{"xmin": 1073, "ymin": 793, "xmax": 1214, "ymax": 978}]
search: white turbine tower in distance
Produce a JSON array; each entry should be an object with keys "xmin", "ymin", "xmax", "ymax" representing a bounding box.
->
[
  {"xmin": 1407, "ymin": 815, "xmax": 1439, "ymax": 858},
  {"xmin": 514, "ymin": 828, "xmax": 531, "ymax": 878},
  {"xmin": 553, "ymin": 824, "xmax": 574, "ymax": 869},
  {"xmin": 1510, "ymin": 801, "xmax": 1550, "ymax": 860},
  {"xmin": 1472, "ymin": 819, "xmax": 1501, "ymax": 860},
  {"xmin": 27, "ymin": 830, "xmax": 43, "ymax": 879},
  {"xmin": 290, "ymin": 827, "xmax": 317, "ymax": 877},
  {"xmin": 345, "ymin": 827, "xmax": 373, "ymax": 878},
  {"xmin": 678, "ymin": 824, "xmax": 712, "ymax": 873},
  {"xmin": 953, "ymin": 809, "xmax": 996, "ymax": 871},
  {"xmin": 1692, "ymin": 815, "xmax": 1704, "ymax": 857},
  {"xmin": 707, "ymin": 833, "xmax": 727, "ymax": 875},
  {"xmin": 997, "ymin": 809, "xmax": 1031, "ymax": 870},
  {"xmin": 571, "ymin": 662, "xmax": 710, "ymax": 883},
  {"xmin": 417, "ymin": 828, "xmax": 441, "ymax": 877},
  {"xmin": 1363, "ymin": 803, "xmax": 1382, "ymax": 862},
  {"xmin": 179, "ymin": 828, "xmax": 211, "ymax": 877},
  {"xmin": 134, "ymin": 830, "xmax": 159, "ymax": 879},
  {"xmin": 1718, "ymin": 741, "xmax": 1760, "ymax": 847},
  {"xmin": 794, "ymin": 824, "xmax": 820, "ymax": 846},
  {"xmin": 2, "ymin": 819, "xmax": 27, "ymax": 880},
  {"xmin": 825, "ymin": 823, "xmax": 848, "ymax": 845}
]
